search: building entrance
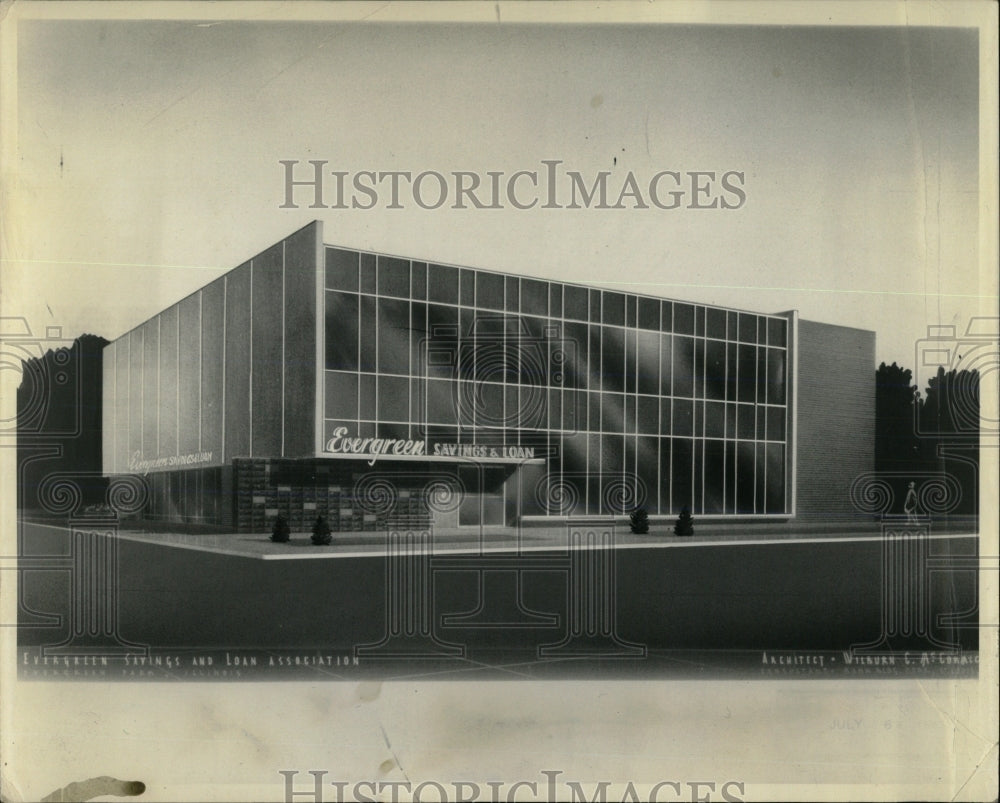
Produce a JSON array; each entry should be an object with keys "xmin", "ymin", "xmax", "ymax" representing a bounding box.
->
[{"xmin": 458, "ymin": 466, "xmax": 506, "ymax": 527}]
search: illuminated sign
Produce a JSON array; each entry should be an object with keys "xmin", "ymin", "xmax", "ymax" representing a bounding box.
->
[
  {"xmin": 432, "ymin": 443, "xmax": 536, "ymax": 460},
  {"xmin": 324, "ymin": 428, "xmax": 536, "ymax": 464},
  {"xmin": 129, "ymin": 450, "xmax": 215, "ymax": 474},
  {"xmin": 325, "ymin": 427, "xmax": 426, "ymax": 466}
]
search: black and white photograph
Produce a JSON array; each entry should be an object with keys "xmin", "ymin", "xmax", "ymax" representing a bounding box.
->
[{"xmin": 1, "ymin": 2, "xmax": 997, "ymax": 801}]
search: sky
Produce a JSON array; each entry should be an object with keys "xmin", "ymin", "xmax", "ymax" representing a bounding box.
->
[{"xmin": 2, "ymin": 9, "xmax": 991, "ymax": 389}]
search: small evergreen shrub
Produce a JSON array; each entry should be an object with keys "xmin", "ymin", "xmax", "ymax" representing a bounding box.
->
[
  {"xmin": 673, "ymin": 506, "xmax": 694, "ymax": 536},
  {"xmin": 311, "ymin": 515, "xmax": 332, "ymax": 546},
  {"xmin": 270, "ymin": 514, "xmax": 290, "ymax": 543},
  {"xmin": 629, "ymin": 507, "xmax": 650, "ymax": 534}
]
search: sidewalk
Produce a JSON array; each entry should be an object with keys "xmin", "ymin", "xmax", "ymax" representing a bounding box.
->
[{"xmin": 100, "ymin": 517, "xmax": 978, "ymax": 561}]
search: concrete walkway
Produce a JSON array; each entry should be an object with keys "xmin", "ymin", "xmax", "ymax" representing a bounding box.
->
[{"xmin": 93, "ymin": 518, "xmax": 978, "ymax": 560}]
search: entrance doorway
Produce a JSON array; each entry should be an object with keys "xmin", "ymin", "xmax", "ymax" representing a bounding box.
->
[{"xmin": 458, "ymin": 466, "xmax": 506, "ymax": 527}]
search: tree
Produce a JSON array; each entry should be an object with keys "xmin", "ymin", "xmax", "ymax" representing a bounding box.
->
[
  {"xmin": 271, "ymin": 514, "xmax": 290, "ymax": 543},
  {"xmin": 875, "ymin": 361, "xmax": 920, "ymax": 469},
  {"xmin": 311, "ymin": 515, "xmax": 332, "ymax": 546},
  {"xmin": 673, "ymin": 506, "xmax": 694, "ymax": 536},
  {"xmin": 916, "ymin": 367, "xmax": 980, "ymax": 517},
  {"xmin": 919, "ymin": 366, "xmax": 980, "ymax": 442},
  {"xmin": 629, "ymin": 508, "xmax": 650, "ymax": 534}
]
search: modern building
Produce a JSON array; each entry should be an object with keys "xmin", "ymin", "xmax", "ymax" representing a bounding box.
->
[{"xmin": 101, "ymin": 221, "xmax": 875, "ymax": 532}]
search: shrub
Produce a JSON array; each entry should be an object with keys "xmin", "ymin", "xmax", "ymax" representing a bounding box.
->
[
  {"xmin": 311, "ymin": 515, "xmax": 332, "ymax": 546},
  {"xmin": 629, "ymin": 507, "xmax": 650, "ymax": 534},
  {"xmin": 673, "ymin": 505, "xmax": 694, "ymax": 536},
  {"xmin": 270, "ymin": 514, "xmax": 290, "ymax": 543}
]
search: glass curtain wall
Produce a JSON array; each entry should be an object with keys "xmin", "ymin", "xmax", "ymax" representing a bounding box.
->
[{"xmin": 323, "ymin": 247, "xmax": 788, "ymax": 517}]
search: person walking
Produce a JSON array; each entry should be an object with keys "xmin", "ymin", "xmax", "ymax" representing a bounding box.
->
[{"xmin": 903, "ymin": 481, "xmax": 919, "ymax": 524}]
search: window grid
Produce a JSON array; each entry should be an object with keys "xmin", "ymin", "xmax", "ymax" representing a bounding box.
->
[{"xmin": 323, "ymin": 250, "xmax": 789, "ymax": 516}]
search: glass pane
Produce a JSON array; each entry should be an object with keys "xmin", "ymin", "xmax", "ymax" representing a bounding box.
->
[
  {"xmin": 588, "ymin": 325, "xmax": 602, "ymax": 391},
  {"xmin": 671, "ymin": 438, "xmax": 693, "ymax": 513},
  {"xmin": 360, "ymin": 253, "xmax": 376, "ymax": 294},
  {"xmin": 377, "ymin": 297, "xmax": 410, "ymax": 375},
  {"xmin": 706, "ymin": 307, "xmax": 727, "ymax": 340},
  {"xmin": 674, "ymin": 303, "xmax": 695, "ymax": 334},
  {"xmin": 672, "ymin": 398, "xmax": 693, "ymax": 437},
  {"xmin": 737, "ymin": 404, "xmax": 755, "ymax": 440},
  {"xmin": 477, "ymin": 271, "xmax": 503, "ymax": 310},
  {"xmin": 705, "ymin": 339, "xmax": 726, "ymax": 400},
  {"xmin": 661, "ymin": 300, "xmax": 673, "ymax": 333},
  {"xmin": 587, "ymin": 434, "xmax": 601, "ymax": 514},
  {"xmin": 767, "ymin": 347, "xmax": 786, "ymax": 404},
  {"xmin": 601, "ymin": 325, "xmax": 625, "ymax": 393},
  {"xmin": 360, "ymin": 374, "xmax": 376, "ymax": 418},
  {"xmin": 411, "ymin": 262, "xmax": 427, "ymax": 300},
  {"xmin": 426, "ymin": 304, "xmax": 458, "ymax": 379},
  {"xmin": 767, "ymin": 406, "xmax": 785, "ymax": 442},
  {"xmin": 521, "ymin": 278, "xmax": 547, "ymax": 317},
  {"xmin": 725, "ymin": 440, "xmax": 737, "ymax": 513},
  {"xmin": 726, "ymin": 341, "xmax": 739, "ymax": 401},
  {"xmin": 768, "ymin": 317, "xmax": 787, "ymax": 347},
  {"xmin": 377, "ymin": 256, "xmax": 409, "ymax": 298},
  {"xmin": 694, "ymin": 338, "xmax": 706, "ymax": 399},
  {"xmin": 659, "ymin": 397, "xmax": 672, "ymax": 436},
  {"xmin": 358, "ymin": 296, "xmax": 378, "ymax": 373},
  {"xmin": 705, "ymin": 401, "xmax": 725, "ymax": 439},
  {"xmin": 428, "ymin": 263, "xmax": 459, "ymax": 305},
  {"xmin": 766, "ymin": 443, "xmax": 785, "ymax": 513},
  {"xmin": 587, "ymin": 390, "xmax": 600, "ymax": 432},
  {"xmin": 756, "ymin": 444, "xmax": 767, "ymax": 515},
  {"xmin": 602, "ymin": 291, "xmax": 625, "ymax": 326},
  {"xmin": 564, "ymin": 284, "xmax": 588, "ymax": 321},
  {"xmin": 637, "ymin": 396, "xmax": 659, "ymax": 435},
  {"xmin": 737, "ymin": 442, "xmax": 755, "ymax": 514},
  {"xmin": 325, "ymin": 371, "xmax": 358, "ymax": 420},
  {"xmin": 637, "ymin": 329, "xmax": 659, "ymax": 396},
  {"xmin": 737, "ymin": 343, "xmax": 756, "ymax": 402},
  {"xmin": 672, "ymin": 336, "xmax": 694, "ymax": 398},
  {"xmin": 377, "ymin": 375, "xmax": 409, "ymax": 422},
  {"xmin": 659, "ymin": 334, "xmax": 673, "ymax": 397},
  {"xmin": 459, "ymin": 269, "xmax": 475, "ymax": 306},
  {"xmin": 326, "ymin": 248, "xmax": 358, "ymax": 291},
  {"xmin": 549, "ymin": 283, "xmax": 563, "ymax": 318},
  {"xmin": 425, "ymin": 378, "xmax": 457, "ymax": 425},
  {"xmin": 704, "ymin": 440, "xmax": 724, "ymax": 513},
  {"xmin": 638, "ymin": 297, "xmax": 660, "ymax": 330},
  {"xmin": 564, "ymin": 321, "xmax": 588, "ymax": 389},
  {"xmin": 588, "ymin": 289, "xmax": 601, "ymax": 322},
  {"xmin": 757, "ymin": 347, "xmax": 768, "ymax": 404},
  {"xmin": 505, "ymin": 276, "xmax": 519, "ymax": 312},
  {"xmin": 601, "ymin": 392, "xmax": 625, "ymax": 433},
  {"xmin": 738, "ymin": 313, "xmax": 757, "ymax": 343},
  {"xmin": 326, "ymin": 292, "xmax": 358, "ymax": 371},
  {"xmin": 636, "ymin": 436, "xmax": 659, "ymax": 512},
  {"xmin": 624, "ymin": 329, "xmax": 637, "ymax": 394},
  {"xmin": 659, "ymin": 438, "xmax": 672, "ymax": 513},
  {"xmin": 600, "ymin": 434, "xmax": 625, "ymax": 514}
]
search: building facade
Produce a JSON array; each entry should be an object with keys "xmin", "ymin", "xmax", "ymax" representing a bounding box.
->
[{"xmin": 102, "ymin": 221, "xmax": 875, "ymax": 532}]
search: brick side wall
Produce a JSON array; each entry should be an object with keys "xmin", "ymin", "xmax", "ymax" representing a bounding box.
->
[{"xmin": 795, "ymin": 320, "xmax": 876, "ymax": 519}]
